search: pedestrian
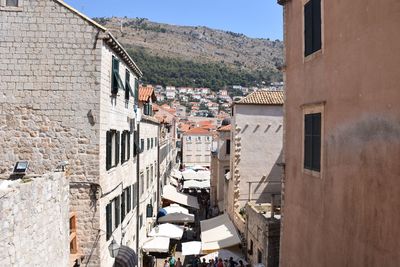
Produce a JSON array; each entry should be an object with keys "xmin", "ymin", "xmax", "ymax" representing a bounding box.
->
[
  {"xmin": 217, "ymin": 258, "xmax": 224, "ymax": 267},
  {"xmin": 164, "ymin": 260, "xmax": 169, "ymax": 267},
  {"xmin": 192, "ymin": 256, "xmax": 199, "ymax": 267},
  {"xmin": 223, "ymin": 259, "xmax": 228, "ymax": 267},
  {"xmin": 201, "ymin": 258, "xmax": 207, "ymax": 267},
  {"xmin": 238, "ymin": 260, "xmax": 244, "ymax": 267},
  {"xmin": 228, "ymin": 257, "xmax": 237, "ymax": 267},
  {"xmin": 176, "ymin": 258, "xmax": 182, "ymax": 267},
  {"xmin": 169, "ymin": 256, "xmax": 176, "ymax": 267}
]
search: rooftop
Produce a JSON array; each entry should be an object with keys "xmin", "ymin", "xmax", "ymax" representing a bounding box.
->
[
  {"xmin": 236, "ymin": 90, "xmax": 284, "ymax": 105},
  {"xmin": 139, "ymin": 86, "xmax": 156, "ymax": 102},
  {"xmin": 184, "ymin": 127, "xmax": 212, "ymax": 135}
]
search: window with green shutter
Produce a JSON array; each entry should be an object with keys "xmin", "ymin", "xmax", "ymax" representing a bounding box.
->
[
  {"xmin": 112, "ymin": 56, "xmax": 125, "ymax": 94},
  {"xmin": 126, "ymin": 187, "xmax": 131, "ymax": 213},
  {"xmin": 115, "ymin": 131, "xmax": 120, "ymax": 166},
  {"xmin": 121, "ymin": 191, "xmax": 126, "ymax": 222},
  {"xmin": 106, "ymin": 130, "xmax": 119, "ymax": 170},
  {"xmin": 125, "ymin": 70, "xmax": 131, "ymax": 101},
  {"xmin": 106, "ymin": 203, "xmax": 112, "ymax": 240},
  {"xmin": 134, "ymin": 78, "xmax": 139, "ymax": 106},
  {"xmin": 114, "ymin": 196, "xmax": 120, "ymax": 228}
]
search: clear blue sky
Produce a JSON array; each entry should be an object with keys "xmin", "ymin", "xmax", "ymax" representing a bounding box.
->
[{"xmin": 64, "ymin": 0, "xmax": 283, "ymax": 40}]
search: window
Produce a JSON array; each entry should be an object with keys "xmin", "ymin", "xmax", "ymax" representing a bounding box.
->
[
  {"xmin": 106, "ymin": 130, "xmax": 120, "ymax": 170},
  {"xmin": 151, "ymin": 138, "xmax": 154, "ymax": 148},
  {"xmin": 249, "ymin": 239, "xmax": 253, "ymax": 255},
  {"xmin": 150, "ymin": 165, "xmax": 154, "ymax": 184},
  {"xmin": 134, "ymin": 78, "xmax": 139, "ymax": 106},
  {"xmin": 113, "ymin": 196, "xmax": 120, "ymax": 229},
  {"xmin": 125, "ymin": 70, "xmax": 131, "ymax": 101},
  {"xmin": 146, "ymin": 167, "xmax": 150, "ymax": 190},
  {"xmin": 186, "ymin": 136, "xmax": 191, "ymax": 141},
  {"xmin": 126, "ymin": 187, "xmax": 131, "ymax": 213},
  {"xmin": 121, "ymin": 190, "xmax": 126, "ymax": 222},
  {"xmin": 6, "ymin": 0, "xmax": 18, "ymax": 6},
  {"xmin": 226, "ymin": 139, "xmax": 231, "ymax": 155},
  {"xmin": 106, "ymin": 203, "xmax": 112, "ymax": 240},
  {"xmin": 140, "ymin": 173, "xmax": 144, "ymax": 195},
  {"xmin": 132, "ymin": 183, "xmax": 137, "ymax": 208},
  {"xmin": 121, "ymin": 131, "xmax": 130, "ymax": 164},
  {"xmin": 304, "ymin": 0, "xmax": 322, "ymax": 56},
  {"xmin": 70, "ymin": 213, "xmax": 78, "ymax": 254},
  {"xmin": 140, "ymin": 139, "xmax": 144, "ymax": 153},
  {"xmin": 196, "ymin": 136, "xmax": 201, "ymax": 142},
  {"xmin": 133, "ymin": 131, "xmax": 139, "ymax": 156},
  {"xmin": 139, "ymin": 214, "xmax": 143, "ymax": 229},
  {"xmin": 304, "ymin": 112, "xmax": 321, "ymax": 172},
  {"xmin": 257, "ymin": 249, "xmax": 262, "ymax": 263},
  {"xmin": 111, "ymin": 56, "xmax": 124, "ymax": 94},
  {"xmin": 147, "ymin": 138, "xmax": 150, "ymax": 150}
]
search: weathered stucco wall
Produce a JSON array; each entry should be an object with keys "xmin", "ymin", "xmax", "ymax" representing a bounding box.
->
[
  {"xmin": 281, "ymin": 0, "xmax": 400, "ymax": 266},
  {"xmin": 0, "ymin": 172, "xmax": 69, "ymax": 267}
]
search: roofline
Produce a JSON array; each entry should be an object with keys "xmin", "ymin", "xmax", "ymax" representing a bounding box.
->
[
  {"xmin": 183, "ymin": 132, "xmax": 213, "ymax": 136},
  {"xmin": 54, "ymin": 0, "xmax": 143, "ymax": 78},
  {"xmin": 234, "ymin": 102, "xmax": 284, "ymax": 106}
]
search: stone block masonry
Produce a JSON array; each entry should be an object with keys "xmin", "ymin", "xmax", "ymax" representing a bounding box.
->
[{"xmin": 0, "ymin": 172, "xmax": 69, "ymax": 267}]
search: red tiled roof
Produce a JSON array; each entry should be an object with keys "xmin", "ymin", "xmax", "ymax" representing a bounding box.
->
[
  {"xmin": 139, "ymin": 86, "xmax": 156, "ymax": 102},
  {"xmin": 236, "ymin": 90, "xmax": 284, "ymax": 105},
  {"xmin": 184, "ymin": 127, "xmax": 212, "ymax": 135}
]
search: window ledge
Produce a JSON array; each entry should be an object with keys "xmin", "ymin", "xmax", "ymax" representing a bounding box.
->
[
  {"xmin": 304, "ymin": 49, "xmax": 322, "ymax": 63},
  {"xmin": 0, "ymin": 6, "xmax": 23, "ymax": 11},
  {"xmin": 303, "ymin": 168, "xmax": 321, "ymax": 178}
]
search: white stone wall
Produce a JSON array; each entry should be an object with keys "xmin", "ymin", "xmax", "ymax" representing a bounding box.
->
[
  {"xmin": 0, "ymin": 1, "xmax": 141, "ymax": 266},
  {"xmin": 98, "ymin": 43, "xmax": 139, "ymax": 267},
  {"xmin": 138, "ymin": 118, "xmax": 159, "ymax": 264},
  {"xmin": 182, "ymin": 134, "xmax": 212, "ymax": 167},
  {"xmin": 0, "ymin": 172, "xmax": 69, "ymax": 267},
  {"xmin": 226, "ymin": 104, "xmax": 283, "ymax": 219}
]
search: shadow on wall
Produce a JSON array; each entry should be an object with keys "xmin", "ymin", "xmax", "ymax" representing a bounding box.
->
[{"xmin": 255, "ymin": 149, "xmax": 283, "ymax": 205}]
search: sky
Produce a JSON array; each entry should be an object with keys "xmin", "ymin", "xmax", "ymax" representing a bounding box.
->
[{"xmin": 64, "ymin": 0, "xmax": 283, "ymax": 40}]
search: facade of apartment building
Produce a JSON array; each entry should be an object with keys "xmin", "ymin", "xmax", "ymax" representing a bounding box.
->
[
  {"xmin": 0, "ymin": 1, "xmax": 142, "ymax": 266},
  {"xmin": 210, "ymin": 122, "xmax": 231, "ymax": 211},
  {"xmin": 137, "ymin": 116, "xmax": 159, "ymax": 260},
  {"xmin": 166, "ymin": 86, "xmax": 176, "ymax": 100},
  {"xmin": 225, "ymin": 91, "xmax": 284, "ymax": 232},
  {"xmin": 182, "ymin": 127, "xmax": 213, "ymax": 168},
  {"xmin": 279, "ymin": 0, "xmax": 400, "ymax": 266}
]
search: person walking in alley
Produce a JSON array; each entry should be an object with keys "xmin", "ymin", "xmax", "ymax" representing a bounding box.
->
[
  {"xmin": 228, "ymin": 257, "xmax": 237, "ymax": 267},
  {"xmin": 176, "ymin": 258, "xmax": 182, "ymax": 267},
  {"xmin": 169, "ymin": 256, "xmax": 176, "ymax": 267},
  {"xmin": 164, "ymin": 260, "xmax": 170, "ymax": 267},
  {"xmin": 238, "ymin": 260, "xmax": 244, "ymax": 267},
  {"xmin": 217, "ymin": 258, "xmax": 224, "ymax": 267}
]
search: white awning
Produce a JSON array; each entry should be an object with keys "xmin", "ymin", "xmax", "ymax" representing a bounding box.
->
[
  {"xmin": 148, "ymin": 223, "xmax": 184, "ymax": 240},
  {"xmin": 142, "ymin": 237, "xmax": 170, "ymax": 253},
  {"xmin": 183, "ymin": 180, "xmax": 210, "ymax": 189},
  {"xmin": 171, "ymin": 169, "xmax": 183, "ymax": 179},
  {"xmin": 201, "ymin": 249, "xmax": 247, "ymax": 265},
  {"xmin": 182, "ymin": 241, "xmax": 202, "ymax": 256},
  {"xmin": 200, "ymin": 214, "xmax": 241, "ymax": 252},
  {"xmin": 163, "ymin": 204, "xmax": 189, "ymax": 214},
  {"xmin": 162, "ymin": 185, "xmax": 200, "ymax": 209},
  {"xmin": 182, "ymin": 171, "xmax": 210, "ymax": 181},
  {"xmin": 158, "ymin": 212, "xmax": 195, "ymax": 224}
]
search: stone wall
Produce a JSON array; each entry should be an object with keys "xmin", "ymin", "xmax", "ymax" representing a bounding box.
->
[{"xmin": 0, "ymin": 172, "xmax": 69, "ymax": 266}]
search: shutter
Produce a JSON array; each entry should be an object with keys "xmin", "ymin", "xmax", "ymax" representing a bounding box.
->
[
  {"xmin": 127, "ymin": 187, "xmax": 131, "ymax": 212},
  {"xmin": 112, "ymin": 57, "xmax": 119, "ymax": 94},
  {"xmin": 115, "ymin": 131, "xmax": 120, "ymax": 166},
  {"xmin": 312, "ymin": 113, "xmax": 321, "ymax": 171},
  {"xmin": 133, "ymin": 131, "xmax": 138, "ymax": 156},
  {"xmin": 304, "ymin": 114, "xmax": 313, "ymax": 169},
  {"xmin": 304, "ymin": 2, "xmax": 313, "ymax": 56},
  {"xmin": 106, "ymin": 131, "xmax": 112, "ymax": 170},
  {"xmin": 134, "ymin": 79, "xmax": 139, "ymax": 105},
  {"xmin": 312, "ymin": 0, "xmax": 322, "ymax": 52},
  {"xmin": 127, "ymin": 133, "xmax": 131, "ymax": 160},
  {"xmin": 121, "ymin": 132, "xmax": 126, "ymax": 163},
  {"xmin": 121, "ymin": 191, "xmax": 126, "ymax": 221},
  {"xmin": 114, "ymin": 197, "xmax": 120, "ymax": 228},
  {"xmin": 106, "ymin": 203, "xmax": 112, "ymax": 240},
  {"xmin": 125, "ymin": 70, "xmax": 130, "ymax": 100}
]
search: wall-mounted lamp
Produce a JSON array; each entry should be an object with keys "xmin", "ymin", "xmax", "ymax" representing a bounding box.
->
[
  {"xmin": 13, "ymin": 160, "xmax": 29, "ymax": 175},
  {"xmin": 108, "ymin": 238, "xmax": 120, "ymax": 258}
]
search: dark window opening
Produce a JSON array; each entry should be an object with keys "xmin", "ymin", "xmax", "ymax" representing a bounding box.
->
[
  {"xmin": 106, "ymin": 203, "xmax": 112, "ymax": 240},
  {"xmin": 6, "ymin": 0, "xmax": 18, "ymax": 7},
  {"xmin": 106, "ymin": 130, "xmax": 120, "ymax": 170},
  {"xmin": 226, "ymin": 139, "xmax": 231, "ymax": 155},
  {"xmin": 125, "ymin": 70, "xmax": 131, "ymax": 100},
  {"xmin": 304, "ymin": 113, "xmax": 321, "ymax": 171},
  {"xmin": 114, "ymin": 196, "xmax": 120, "ymax": 229},
  {"xmin": 112, "ymin": 56, "xmax": 124, "ymax": 94},
  {"xmin": 304, "ymin": 0, "xmax": 321, "ymax": 56}
]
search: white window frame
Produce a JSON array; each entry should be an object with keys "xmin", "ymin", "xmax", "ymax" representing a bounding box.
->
[{"xmin": 1, "ymin": 0, "xmax": 23, "ymax": 11}]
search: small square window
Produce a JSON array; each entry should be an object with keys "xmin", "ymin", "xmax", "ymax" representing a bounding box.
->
[{"xmin": 6, "ymin": 0, "xmax": 18, "ymax": 7}]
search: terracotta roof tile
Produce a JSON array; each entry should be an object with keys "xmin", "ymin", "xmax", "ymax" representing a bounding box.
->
[
  {"xmin": 139, "ymin": 86, "xmax": 156, "ymax": 102},
  {"xmin": 184, "ymin": 127, "xmax": 212, "ymax": 135},
  {"xmin": 236, "ymin": 90, "xmax": 284, "ymax": 105}
]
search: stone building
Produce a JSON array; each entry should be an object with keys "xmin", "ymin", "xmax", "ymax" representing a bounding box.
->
[
  {"xmin": 278, "ymin": 0, "xmax": 400, "ymax": 266},
  {"xmin": 0, "ymin": 1, "xmax": 141, "ymax": 266},
  {"xmin": 225, "ymin": 91, "xmax": 284, "ymax": 223},
  {"xmin": 182, "ymin": 127, "xmax": 213, "ymax": 168},
  {"xmin": 210, "ymin": 120, "xmax": 231, "ymax": 211},
  {"xmin": 0, "ymin": 172, "xmax": 69, "ymax": 267}
]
